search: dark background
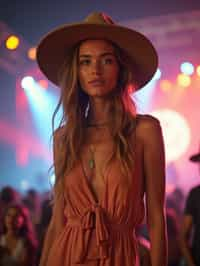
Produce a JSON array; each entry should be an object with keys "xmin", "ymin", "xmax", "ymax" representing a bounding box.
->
[{"xmin": 1, "ymin": 0, "xmax": 200, "ymax": 45}]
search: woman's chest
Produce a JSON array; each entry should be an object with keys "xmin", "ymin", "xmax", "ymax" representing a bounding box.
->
[
  {"xmin": 78, "ymin": 134, "xmax": 144, "ymax": 202},
  {"xmin": 79, "ymin": 140, "xmax": 115, "ymax": 201}
]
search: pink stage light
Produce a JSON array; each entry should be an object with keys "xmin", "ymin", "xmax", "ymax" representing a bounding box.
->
[{"xmin": 38, "ymin": 79, "xmax": 48, "ymax": 89}]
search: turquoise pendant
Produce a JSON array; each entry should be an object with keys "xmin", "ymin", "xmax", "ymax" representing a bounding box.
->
[{"xmin": 89, "ymin": 159, "xmax": 95, "ymax": 169}]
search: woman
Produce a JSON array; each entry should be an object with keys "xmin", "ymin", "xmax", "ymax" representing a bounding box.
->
[
  {"xmin": 36, "ymin": 12, "xmax": 167, "ymax": 266},
  {"xmin": 0, "ymin": 204, "xmax": 38, "ymax": 266},
  {"xmin": 0, "ymin": 186, "xmax": 19, "ymax": 234}
]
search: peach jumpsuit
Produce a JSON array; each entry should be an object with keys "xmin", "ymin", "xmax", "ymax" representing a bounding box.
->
[{"xmin": 39, "ymin": 152, "xmax": 145, "ymax": 266}]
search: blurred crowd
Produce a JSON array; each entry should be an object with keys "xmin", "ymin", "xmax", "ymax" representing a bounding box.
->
[
  {"xmin": 0, "ymin": 184, "xmax": 196, "ymax": 266},
  {"xmin": 0, "ymin": 186, "xmax": 52, "ymax": 266}
]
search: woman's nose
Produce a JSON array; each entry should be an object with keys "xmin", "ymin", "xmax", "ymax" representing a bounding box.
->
[{"xmin": 91, "ymin": 60, "xmax": 102, "ymax": 75}]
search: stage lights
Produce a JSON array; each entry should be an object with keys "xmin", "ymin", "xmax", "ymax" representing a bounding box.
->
[
  {"xmin": 158, "ymin": 62, "xmax": 200, "ymax": 91},
  {"xmin": 180, "ymin": 62, "xmax": 194, "ymax": 76},
  {"xmin": 177, "ymin": 73, "xmax": 191, "ymax": 87},
  {"xmin": 38, "ymin": 79, "xmax": 48, "ymax": 89},
  {"xmin": 21, "ymin": 76, "xmax": 49, "ymax": 91},
  {"xmin": 5, "ymin": 35, "xmax": 20, "ymax": 50},
  {"xmin": 27, "ymin": 47, "xmax": 36, "ymax": 60},
  {"xmin": 196, "ymin": 65, "xmax": 200, "ymax": 77},
  {"xmin": 160, "ymin": 80, "xmax": 172, "ymax": 91},
  {"xmin": 21, "ymin": 76, "xmax": 35, "ymax": 90}
]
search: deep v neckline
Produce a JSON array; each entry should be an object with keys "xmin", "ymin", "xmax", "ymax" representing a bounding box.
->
[
  {"xmin": 79, "ymin": 133, "xmax": 115, "ymax": 205},
  {"xmin": 79, "ymin": 158, "xmax": 103, "ymax": 204}
]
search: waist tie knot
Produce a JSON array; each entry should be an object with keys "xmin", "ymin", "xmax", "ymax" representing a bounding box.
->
[
  {"xmin": 68, "ymin": 203, "xmax": 110, "ymax": 263},
  {"xmin": 67, "ymin": 204, "xmax": 133, "ymax": 264}
]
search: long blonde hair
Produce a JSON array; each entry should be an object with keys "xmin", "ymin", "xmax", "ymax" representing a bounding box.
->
[{"xmin": 52, "ymin": 40, "xmax": 138, "ymax": 200}]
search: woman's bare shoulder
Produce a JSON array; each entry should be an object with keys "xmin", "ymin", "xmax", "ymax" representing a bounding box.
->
[
  {"xmin": 136, "ymin": 114, "xmax": 160, "ymax": 127},
  {"xmin": 135, "ymin": 114, "xmax": 161, "ymax": 141}
]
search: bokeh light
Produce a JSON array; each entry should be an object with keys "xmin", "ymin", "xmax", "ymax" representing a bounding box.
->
[
  {"xmin": 180, "ymin": 62, "xmax": 194, "ymax": 75},
  {"xmin": 27, "ymin": 47, "xmax": 36, "ymax": 60},
  {"xmin": 151, "ymin": 109, "xmax": 191, "ymax": 163},
  {"xmin": 21, "ymin": 76, "xmax": 35, "ymax": 90},
  {"xmin": 160, "ymin": 79, "xmax": 172, "ymax": 91},
  {"xmin": 196, "ymin": 65, "xmax": 200, "ymax": 77},
  {"xmin": 5, "ymin": 35, "xmax": 20, "ymax": 50},
  {"xmin": 177, "ymin": 73, "xmax": 191, "ymax": 87},
  {"xmin": 38, "ymin": 79, "xmax": 48, "ymax": 89}
]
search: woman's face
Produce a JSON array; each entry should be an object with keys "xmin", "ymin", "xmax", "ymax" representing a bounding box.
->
[
  {"xmin": 4, "ymin": 207, "xmax": 24, "ymax": 232},
  {"xmin": 78, "ymin": 39, "xmax": 119, "ymax": 98}
]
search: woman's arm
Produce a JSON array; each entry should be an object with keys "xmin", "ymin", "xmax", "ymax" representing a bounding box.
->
[
  {"xmin": 39, "ymin": 129, "xmax": 66, "ymax": 266},
  {"xmin": 139, "ymin": 115, "xmax": 167, "ymax": 266}
]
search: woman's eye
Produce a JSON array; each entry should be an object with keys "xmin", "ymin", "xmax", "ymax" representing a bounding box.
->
[
  {"xmin": 79, "ymin": 59, "xmax": 90, "ymax": 66},
  {"xmin": 103, "ymin": 58, "xmax": 114, "ymax": 64}
]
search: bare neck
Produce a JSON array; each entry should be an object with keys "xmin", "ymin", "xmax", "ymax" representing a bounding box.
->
[{"xmin": 87, "ymin": 97, "xmax": 111, "ymax": 124}]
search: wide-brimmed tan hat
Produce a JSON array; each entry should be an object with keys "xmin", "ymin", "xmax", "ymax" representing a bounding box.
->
[{"xmin": 36, "ymin": 12, "xmax": 158, "ymax": 90}]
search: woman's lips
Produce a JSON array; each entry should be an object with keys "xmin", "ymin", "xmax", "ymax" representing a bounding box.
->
[{"xmin": 88, "ymin": 79, "xmax": 104, "ymax": 86}]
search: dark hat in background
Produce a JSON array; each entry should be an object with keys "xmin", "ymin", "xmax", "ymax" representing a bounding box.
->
[{"xmin": 189, "ymin": 152, "xmax": 200, "ymax": 163}]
